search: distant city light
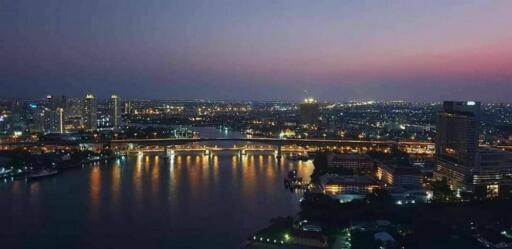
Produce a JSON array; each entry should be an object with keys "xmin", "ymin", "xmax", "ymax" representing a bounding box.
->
[{"xmin": 304, "ymin": 97, "xmax": 317, "ymax": 104}]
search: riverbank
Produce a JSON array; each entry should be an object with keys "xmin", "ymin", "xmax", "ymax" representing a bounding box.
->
[{"xmin": 0, "ymin": 151, "xmax": 123, "ymax": 180}]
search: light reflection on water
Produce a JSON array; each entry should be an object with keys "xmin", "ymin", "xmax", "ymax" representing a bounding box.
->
[{"xmin": 0, "ymin": 152, "xmax": 313, "ymax": 249}]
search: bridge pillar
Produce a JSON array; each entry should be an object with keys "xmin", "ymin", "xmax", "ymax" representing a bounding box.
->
[
  {"xmin": 275, "ymin": 145, "xmax": 282, "ymax": 159},
  {"xmin": 163, "ymin": 146, "xmax": 169, "ymax": 159},
  {"xmin": 163, "ymin": 146, "xmax": 175, "ymax": 159},
  {"xmin": 204, "ymin": 149, "xmax": 211, "ymax": 157}
]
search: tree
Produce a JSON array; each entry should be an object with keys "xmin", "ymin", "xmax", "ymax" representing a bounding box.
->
[
  {"xmin": 430, "ymin": 178, "xmax": 455, "ymax": 202},
  {"xmin": 366, "ymin": 188, "xmax": 394, "ymax": 206}
]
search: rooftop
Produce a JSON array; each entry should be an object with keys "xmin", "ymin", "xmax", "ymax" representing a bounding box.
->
[
  {"xmin": 380, "ymin": 164, "xmax": 421, "ymax": 176},
  {"xmin": 322, "ymin": 175, "xmax": 380, "ymax": 186}
]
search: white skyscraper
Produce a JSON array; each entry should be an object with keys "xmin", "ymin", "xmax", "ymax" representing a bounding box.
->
[{"xmin": 110, "ymin": 94, "xmax": 121, "ymax": 129}]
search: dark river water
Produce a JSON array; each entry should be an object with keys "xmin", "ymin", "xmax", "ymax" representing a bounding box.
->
[{"xmin": 0, "ymin": 128, "xmax": 313, "ymax": 249}]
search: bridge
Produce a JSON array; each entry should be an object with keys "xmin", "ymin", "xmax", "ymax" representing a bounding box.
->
[
  {"xmin": 0, "ymin": 137, "xmax": 435, "ymax": 157},
  {"xmin": 110, "ymin": 137, "xmax": 405, "ymax": 146},
  {"xmin": 110, "ymin": 138, "xmax": 434, "ymax": 157},
  {"xmin": 127, "ymin": 144, "xmax": 316, "ymax": 157}
]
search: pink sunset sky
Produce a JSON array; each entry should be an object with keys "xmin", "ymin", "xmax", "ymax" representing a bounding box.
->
[{"xmin": 1, "ymin": 0, "xmax": 511, "ymax": 101}]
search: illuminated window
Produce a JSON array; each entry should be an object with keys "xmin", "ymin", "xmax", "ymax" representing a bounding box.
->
[{"xmin": 486, "ymin": 185, "xmax": 499, "ymax": 198}]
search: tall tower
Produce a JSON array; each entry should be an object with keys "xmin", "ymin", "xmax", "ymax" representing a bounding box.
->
[
  {"xmin": 43, "ymin": 95, "xmax": 66, "ymax": 133},
  {"xmin": 64, "ymin": 98, "xmax": 83, "ymax": 131},
  {"xmin": 124, "ymin": 101, "xmax": 131, "ymax": 115},
  {"xmin": 82, "ymin": 94, "xmax": 97, "ymax": 130},
  {"xmin": 41, "ymin": 108, "xmax": 55, "ymax": 133},
  {"xmin": 299, "ymin": 97, "xmax": 320, "ymax": 125},
  {"xmin": 110, "ymin": 94, "xmax": 121, "ymax": 129},
  {"xmin": 57, "ymin": 107, "xmax": 64, "ymax": 133},
  {"xmin": 434, "ymin": 101, "xmax": 480, "ymax": 189}
]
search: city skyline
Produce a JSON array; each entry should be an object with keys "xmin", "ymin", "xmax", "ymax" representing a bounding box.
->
[
  {"xmin": 1, "ymin": 0, "xmax": 512, "ymax": 102},
  {"xmin": 3, "ymin": 2, "xmax": 512, "ymax": 249}
]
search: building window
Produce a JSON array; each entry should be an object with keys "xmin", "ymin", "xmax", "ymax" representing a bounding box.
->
[{"xmin": 486, "ymin": 184, "xmax": 499, "ymax": 198}]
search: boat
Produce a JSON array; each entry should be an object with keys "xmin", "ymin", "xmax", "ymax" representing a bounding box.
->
[
  {"xmin": 26, "ymin": 168, "xmax": 59, "ymax": 180},
  {"xmin": 284, "ymin": 170, "xmax": 307, "ymax": 190}
]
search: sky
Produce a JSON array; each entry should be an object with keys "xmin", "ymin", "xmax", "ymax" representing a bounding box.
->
[{"xmin": 1, "ymin": 0, "xmax": 511, "ymax": 102}]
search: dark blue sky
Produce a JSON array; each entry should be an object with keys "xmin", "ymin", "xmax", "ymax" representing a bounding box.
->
[{"xmin": 1, "ymin": 0, "xmax": 511, "ymax": 101}]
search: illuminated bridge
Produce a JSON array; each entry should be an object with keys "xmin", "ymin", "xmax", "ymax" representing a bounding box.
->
[
  {"xmin": 109, "ymin": 138, "xmax": 434, "ymax": 157},
  {"xmin": 0, "ymin": 137, "xmax": 435, "ymax": 157},
  {"xmin": 110, "ymin": 137, "xmax": 403, "ymax": 146}
]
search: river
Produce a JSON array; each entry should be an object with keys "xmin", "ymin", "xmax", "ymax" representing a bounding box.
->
[{"xmin": 0, "ymin": 127, "xmax": 313, "ymax": 249}]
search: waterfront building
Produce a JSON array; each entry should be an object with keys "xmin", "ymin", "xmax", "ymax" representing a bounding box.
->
[
  {"xmin": 299, "ymin": 97, "xmax": 320, "ymax": 125},
  {"xmin": 327, "ymin": 153, "xmax": 375, "ymax": 175},
  {"xmin": 110, "ymin": 95, "xmax": 121, "ymax": 129},
  {"xmin": 472, "ymin": 147, "xmax": 512, "ymax": 198},
  {"xmin": 434, "ymin": 101, "xmax": 512, "ymax": 197},
  {"xmin": 375, "ymin": 163, "xmax": 422, "ymax": 187},
  {"xmin": 82, "ymin": 94, "xmax": 97, "ymax": 130},
  {"xmin": 321, "ymin": 174, "xmax": 381, "ymax": 195},
  {"xmin": 436, "ymin": 101, "xmax": 480, "ymax": 163},
  {"xmin": 434, "ymin": 101, "xmax": 480, "ymax": 189}
]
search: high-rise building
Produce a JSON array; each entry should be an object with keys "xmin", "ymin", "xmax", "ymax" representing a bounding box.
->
[
  {"xmin": 64, "ymin": 98, "xmax": 83, "ymax": 131},
  {"xmin": 82, "ymin": 94, "xmax": 97, "ymax": 130},
  {"xmin": 436, "ymin": 102, "xmax": 480, "ymax": 165},
  {"xmin": 46, "ymin": 95, "xmax": 67, "ymax": 111},
  {"xmin": 475, "ymin": 149, "xmax": 512, "ymax": 181},
  {"xmin": 110, "ymin": 94, "xmax": 121, "ymax": 129},
  {"xmin": 124, "ymin": 101, "xmax": 131, "ymax": 115},
  {"xmin": 42, "ymin": 95, "xmax": 66, "ymax": 133},
  {"xmin": 434, "ymin": 101, "xmax": 512, "ymax": 197},
  {"xmin": 56, "ymin": 107, "xmax": 64, "ymax": 133},
  {"xmin": 65, "ymin": 98, "xmax": 82, "ymax": 118},
  {"xmin": 299, "ymin": 97, "xmax": 320, "ymax": 125},
  {"xmin": 434, "ymin": 101, "xmax": 480, "ymax": 189},
  {"xmin": 39, "ymin": 109, "xmax": 54, "ymax": 133}
]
